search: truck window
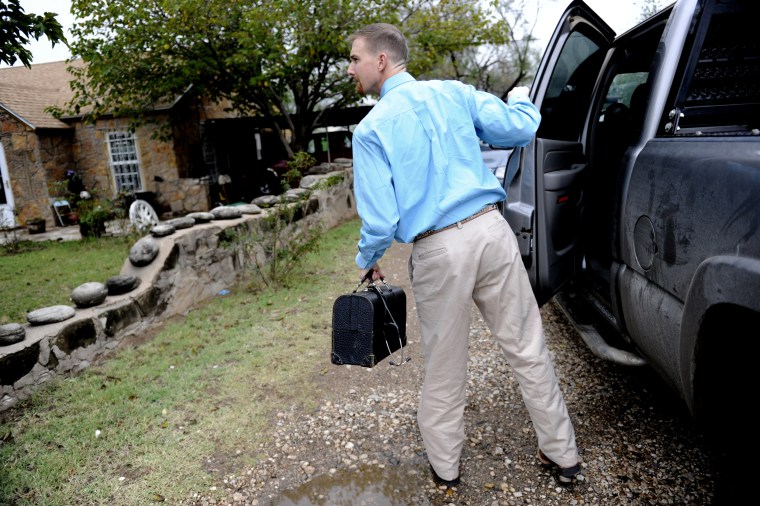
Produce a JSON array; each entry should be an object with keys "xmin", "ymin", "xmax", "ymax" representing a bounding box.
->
[
  {"xmin": 537, "ymin": 30, "xmax": 605, "ymax": 142},
  {"xmin": 605, "ymin": 72, "xmax": 648, "ymax": 110},
  {"xmin": 597, "ymin": 72, "xmax": 649, "ymax": 141}
]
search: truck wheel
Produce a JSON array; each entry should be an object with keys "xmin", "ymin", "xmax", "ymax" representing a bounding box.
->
[{"xmin": 695, "ymin": 305, "xmax": 757, "ymax": 503}]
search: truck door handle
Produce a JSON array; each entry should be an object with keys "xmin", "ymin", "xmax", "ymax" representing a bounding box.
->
[{"xmin": 544, "ymin": 163, "xmax": 587, "ymax": 191}]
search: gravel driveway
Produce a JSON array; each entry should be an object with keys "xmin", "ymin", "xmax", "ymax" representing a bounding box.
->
[{"xmin": 186, "ymin": 242, "xmax": 716, "ymax": 506}]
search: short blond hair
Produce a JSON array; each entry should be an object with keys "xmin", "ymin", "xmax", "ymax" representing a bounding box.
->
[{"xmin": 348, "ymin": 23, "xmax": 408, "ymax": 66}]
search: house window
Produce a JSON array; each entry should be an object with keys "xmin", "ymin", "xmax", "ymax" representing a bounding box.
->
[{"xmin": 107, "ymin": 131, "xmax": 143, "ymax": 192}]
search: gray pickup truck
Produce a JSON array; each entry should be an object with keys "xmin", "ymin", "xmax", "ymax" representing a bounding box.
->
[{"xmin": 502, "ymin": 0, "xmax": 758, "ymax": 499}]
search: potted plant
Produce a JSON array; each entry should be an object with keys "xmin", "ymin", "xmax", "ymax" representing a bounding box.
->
[
  {"xmin": 26, "ymin": 217, "xmax": 46, "ymax": 234},
  {"xmin": 76, "ymin": 195, "xmax": 114, "ymax": 238},
  {"xmin": 283, "ymin": 151, "xmax": 317, "ymax": 190}
]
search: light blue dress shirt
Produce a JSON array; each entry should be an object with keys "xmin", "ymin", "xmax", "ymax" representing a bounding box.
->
[{"xmin": 352, "ymin": 72, "xmax": 540, "ymax": 269}]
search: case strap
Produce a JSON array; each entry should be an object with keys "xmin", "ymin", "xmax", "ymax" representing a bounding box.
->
[{"xmin": 369, "ymin": 280, "xmax": 410, "ymax": 366}]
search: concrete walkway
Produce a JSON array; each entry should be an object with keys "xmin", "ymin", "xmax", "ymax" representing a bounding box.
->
[{"xmin": 1, "ymin": 220, "xmax": 128, "ymax": 245}]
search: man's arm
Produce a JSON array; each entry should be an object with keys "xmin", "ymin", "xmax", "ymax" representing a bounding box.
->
[
  {"xmin": 470, "ymin": 86, "xmax": 540, "ymax": 148},
  {"xmin": 351, "ymin": 128, "xmax": 399, "ymax": 269}
]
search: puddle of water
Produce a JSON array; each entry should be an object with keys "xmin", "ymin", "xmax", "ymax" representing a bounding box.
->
[{"xmin": 272, "ymin": 464, "xmax": 431, "ymax": 506}]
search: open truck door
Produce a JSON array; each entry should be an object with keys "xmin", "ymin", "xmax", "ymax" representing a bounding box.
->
[{"xmin": 503, "ymin": 0, "xmax": 614, "ymax": 305}]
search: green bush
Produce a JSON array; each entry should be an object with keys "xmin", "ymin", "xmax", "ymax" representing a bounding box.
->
[
  {"xmin": 227, "ymin": 165, "xmax": 342, "ymax": 290},
  {"xmin": 282, "ymin": 151, "xmax": 316, "ymax": 189}
]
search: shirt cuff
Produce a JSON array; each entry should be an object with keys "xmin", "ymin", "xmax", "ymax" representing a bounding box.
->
[{"xmin": 355, "ymin": 251, "xmax": 376, "ymax": 270}]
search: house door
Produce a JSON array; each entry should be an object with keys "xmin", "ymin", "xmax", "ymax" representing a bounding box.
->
[{"xmin": 0, "ymin": 142, "xmax": 16, "ymax": 228}]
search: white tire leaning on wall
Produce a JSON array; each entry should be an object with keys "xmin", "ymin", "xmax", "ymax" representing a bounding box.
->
[{"xmin": 129, "ymin": 199, "xmax": 159, "ymax": 233}]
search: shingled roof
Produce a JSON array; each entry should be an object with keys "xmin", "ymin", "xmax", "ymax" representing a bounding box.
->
[{"xmin": 0, "ymin": 59, "xmax": 85, "ymax": 130}]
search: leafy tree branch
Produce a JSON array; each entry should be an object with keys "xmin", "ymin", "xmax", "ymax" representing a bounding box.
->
[
  {"xmin": 53, "ymin": 0, "xmax": 526, "ymax": 156},
  {"xmin": 0, "ymin": 0, "xmax": 67, "ymax": 67}
]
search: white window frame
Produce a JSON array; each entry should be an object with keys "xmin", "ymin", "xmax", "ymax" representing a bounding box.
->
[{"xmin": 106, "ymin": 131, "xmax": 143, "ymax": 193}]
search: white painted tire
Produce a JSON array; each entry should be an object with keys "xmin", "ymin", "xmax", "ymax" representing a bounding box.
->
[{"xmin": 129, "ymin": 199, "xmax": 159, "ymax": 232}]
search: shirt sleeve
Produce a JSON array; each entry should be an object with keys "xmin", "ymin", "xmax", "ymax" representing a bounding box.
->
[
  {"xmin": 352, "ymin": 127, "xmax": 400, "ymax": 269},
  {"xmin": 469, "ymin": 88, "xmax": 541, "ymax": 148}
]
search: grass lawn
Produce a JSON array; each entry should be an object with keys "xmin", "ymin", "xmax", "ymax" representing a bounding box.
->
[
  {"xmin": 0, "ymin": 235, "xmax": 136, "ymax": 324},
  {"xmin": 0, "ymin": 218, "xmax": 363, "ymax": 505}
]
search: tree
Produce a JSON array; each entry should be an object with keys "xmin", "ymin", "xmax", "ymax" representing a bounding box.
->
[
  {"xmin": 485, "ymin": 0, "xmax": 546, "ymax": 99},
  {"xmin": 637, "ymin": 0, "xmax": 667, "ymax": 22},
  {"xmin": 415, "ymin": 0, "xmax": 546, "ymax": 100},
  {"xmin": 0, "ymin": 0, "xmax": 67, "ymax": 67},
  {"xmin": 56, "ymin": 0, "xmax": 510, "ymax": 157}
]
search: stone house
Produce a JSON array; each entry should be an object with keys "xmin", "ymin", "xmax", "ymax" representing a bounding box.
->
[
  {"xmin": 0, "ymin": 59, "xmax": 212, "ymax": 229},
  {"xmin": 0, "ymin": 60, "xmax": 372, "ymax": 231}
]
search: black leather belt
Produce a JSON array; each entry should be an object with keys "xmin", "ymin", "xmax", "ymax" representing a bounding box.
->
[{"xmin": 413, "ymin": 203, "xmax": 498, "ymax": 242}]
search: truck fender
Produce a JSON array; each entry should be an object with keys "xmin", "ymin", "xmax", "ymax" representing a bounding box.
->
[{"xmin": 679, "ymin": 255, "xmax": 760, "ymax": 414}]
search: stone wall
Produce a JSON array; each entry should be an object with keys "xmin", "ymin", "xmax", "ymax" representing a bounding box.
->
[
  {"xmin": 0, "ymin": 166, "xmax": 357, "ymax": 412},
  {"xmin": 161, "ymin": 176, "xmax": 211, "ymax": 215}
]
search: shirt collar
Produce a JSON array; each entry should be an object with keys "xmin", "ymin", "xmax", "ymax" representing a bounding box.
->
[{"xmin": 380, "ymin": 72, "xmax": 415, "ymax": 99}]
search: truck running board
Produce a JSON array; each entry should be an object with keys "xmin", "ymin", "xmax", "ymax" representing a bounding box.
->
[{"xmin": 552, "ymin": 294, "xmax": 647, "ymax": 367}]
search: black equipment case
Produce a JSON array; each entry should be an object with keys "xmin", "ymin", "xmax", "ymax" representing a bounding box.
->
[{"xmin": 331, "ymin": 279, "xmax": 407, "ymax": 368}]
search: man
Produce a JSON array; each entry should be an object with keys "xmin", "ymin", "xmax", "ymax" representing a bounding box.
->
[{"xmin": 347, "ymin": 23, "xmax": 581, "ymax": 487}]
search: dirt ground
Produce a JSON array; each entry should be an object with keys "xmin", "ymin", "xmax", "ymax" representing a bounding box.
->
[{"xmin": 181, "ymin": 240, "xmax": 717, "ymax": 506}]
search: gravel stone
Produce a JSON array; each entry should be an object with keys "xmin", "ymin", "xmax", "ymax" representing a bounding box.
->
[
  {"xmin": 186, "ymin": 212, "xmax": 215, "ymax": 223},
  {"xmin": 251, "ymin": 195, "xmax": 278, "ymax": 208},
  {"xmin": 210, "ymin": 206, "xmax": 243, "ymax": 219},
  {"xmin": 164, "ymin": 217, "xmax": 196, "ymax": 229},
  {"xmin": 27, "ymin": 305, "xmax": 76, "ymax": 325},
  {"xmin": 150, "ymin": 224, "xmax": 176, "ymax": 237},
  {"xmin": 0, "ymin": 323, "xmax": 25, "ymax": 345},
  {"xmin": 106, "ymin": 275, "xmax": 141, "ymax": 295},
  {"xmin": 179, "ymin": 243, "xmax": 718, "ymax": 505},
  {"xmin": 70, "ymin": 281, "xmax": 108, "ymax": 308},
  {"xmin": 283, "ymin": 188, "xmax": 308, "ymax": 202},
  {"xmin": 236, "ymin": 204, "xmax": 263, "ymax": 215},
  {"xmin": 129, "ymin": 236, "xmax": 160, "ymax": 266}
]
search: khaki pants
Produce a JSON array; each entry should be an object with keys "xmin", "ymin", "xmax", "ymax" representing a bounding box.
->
[{"xmin": 409, "ymin": 210, "xmax": 578, "ymax": 481}]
